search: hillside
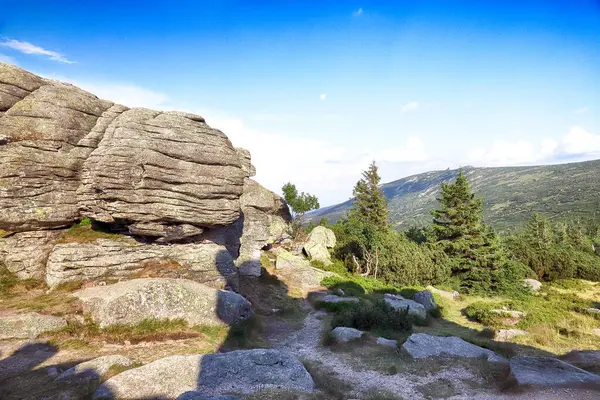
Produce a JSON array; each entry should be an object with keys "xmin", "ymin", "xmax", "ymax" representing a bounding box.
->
[{"xmin": 309, "ymin": 159, "xmax": 600, "ymax": 232}]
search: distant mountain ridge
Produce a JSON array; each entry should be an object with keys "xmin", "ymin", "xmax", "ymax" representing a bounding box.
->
[{"xmin": 308, "ymin": 159, "xmax": 600, "ymax": 232}]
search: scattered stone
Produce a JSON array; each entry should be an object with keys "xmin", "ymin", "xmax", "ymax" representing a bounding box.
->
[
  {"xmin": 178, "ymin": 394, "xmax": 243, "ymax": 400},
  {"xmin": 376, "ymin": 337, "xmax": 398, "ymax": 347},
  {"xmin": 560, "ymin": 350, "xmax": 600, "ymax": 373},
  {"xmin": 94, "ymin": 349, "xmax": 313, "ymax": 399},
  {"xmin": 490, "ymin": 308, "xmax": 525, "ymax": 319},
  {"xmin": 303, "ymin": 226, "xmax": 336, "ymax": 264},
  {"xmin": 585, "ymin": 308, "xmax": 600, "ymax": 314},
  {"xmin": 57, "ymin": 355, "xmax": 134, "ymax": 382},
  {"xmin": 523, "ymin": 278, "xmax": 542, "ymax": 292},
  {"xmin": 0, "ymin": 230, "xmax": 63, "ymax": 279},
  {"xmin": 320, "ymin": 295, "xmax": 360, "ymax": 304},
  {"xmin": 402, "ymin": 333, "xmax": 506, "ymax": 364},
  {"xmin": 74, "ymin": 278, "xmax": 253, "ymax": 328},
  {"xmin": 0, "ymin": 312, "xmax": 67, "ymax": 340},
  {"xmin": 426, "ymin": 285, "xmax": 460, "ymax": 300},
  {"xmin": 413, "ymin": 290, "xmax": 437, "ymax": 311},
  {"xmin": 46, "ymin": 238, "xmax": 238, "ymax": 290},
  {"xmin": 495, "ymin": 329, "xmax": 528, "ymax": 341},
  {"xmin": 331, "ymin": 327, "xmax": 363, "ymax": 343},
  {"xmin": 509, "ymin": 356, "xmax": 600, "ymax": 389},
  {"xmin": 47, "ymin": 367, "xmax": 60, "ymax": 378},
  {"xmin": 384, "ymin": 296, "xmax": 427, "ymax": 320}
]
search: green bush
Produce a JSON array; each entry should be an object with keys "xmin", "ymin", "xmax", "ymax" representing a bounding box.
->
[
  {"xmin": 463, "ymin": 302, "xmax": 502, "ymax": 326},
  {"xmin": 331, "ymin": 299, "xmax": 412, "ymax": 333},
  {"xmin": 311, "ymin": 259, "xmax": 348, "ymax": 275}
]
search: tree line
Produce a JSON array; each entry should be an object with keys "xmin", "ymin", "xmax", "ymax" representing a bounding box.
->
[{"xmin": 284, "ymin": 162, "xmax": 600, "ymax": 294}]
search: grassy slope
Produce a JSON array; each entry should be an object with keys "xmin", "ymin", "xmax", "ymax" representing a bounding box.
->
[{"xmin": 309, "ymin": 159, "xmax": 600, "ymax": 232}]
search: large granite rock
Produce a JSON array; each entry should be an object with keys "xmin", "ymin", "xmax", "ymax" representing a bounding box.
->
[
  {"xmin": 384, "ymin": 294, "xmax": 427, "ymax": 320},
  {"xmin": 402, "ymin": 333, "xmax": 506, "ymax": 364},
  {"xmin": 0, "ymin": 230, "xmax": 63, "ymax": 279},
  {"xmin": 94, "ymin": 349, "xmax": 313, "ymax": 399},
  {"xmin": 235, "ymin": 147, "xmax": 256, "ymax": 178},
  {"xmin": 0, "ymin": 312, "xmax": 67, "ymax": 339},
  {"xmin": 509, "ymin": 356, "xmax": 600, "ymax": 389},
  {"xmin": 0, "ymin": 63, "xmax": 114, "ymax": 232},
  {"xmin": 273, "ymin": 248, "xmax": 335, "ymax": 292},
  {"xmin": 73, "ymin": 278, "xmax": 252, "ymax": 328},
  {"xmin": 77, "ymin": 108, "xmax": 245, "ymax": 231},
  {"xmin": 412, "ymin": 290, "xmax": 437, "ymax": 311},
  {"xmin": 57, "ymin": 355, "xmax": 134, "ymax": 382},
  {"xmin": 560, "ymin": 350, "xmax": 600, "ymax": 374},
  {"xmin": 46, "ymin": 237, "xmax": 238, "ymax": 290},
  {"xmin": 303, "ymin": 226, "xmax": 336, "ymax": 265}
]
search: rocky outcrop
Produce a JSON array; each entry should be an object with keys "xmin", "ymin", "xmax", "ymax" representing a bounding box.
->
[
  {"xmin": 402, "ymin": 333, "xmax": 507, "ymax": 364},
  {"xmin": 331, "ymin": 327, "xmax": 363, "ymax": 343},
  {"xmin": 94, "ymin": 349, "xmax": 314, "ymax": 399},
  {"xmin": 77, "ymin": 109, "xmax": 245, "ymax": 232},
  {"xmin": 560, "ymin": 350, "xmax": 600, "ymax": 373},
  {"xmin": 235, "ymin": 147, "xmax": 256, "ymax": 178},
  {"xmin": 273, "ymin": 248, "xmax": 336, "ymax": 292},
  {"xmin": 303, "ymin": 226, "xmax": 335, "ymax": 265},
  {"xmin": 57, "ymin": 355, "xmax": 133, "ymax": 382},
  {"xmin": 384, "ymin": 294, "xmax": 427, "ymax": 320},
  {"xmin": 509, "ymin": 356, "xmax": 600, "ymax": 389},
  {"xmin": 46, "ymin": 238, "xmax": 238, "ymax": 290},
  {"xmin": 0, "ymin": 230, "xmax": 63, "ymax": 279},
  {"xmin": 0, "ymin": 312, "xmax": 67, "ymax": 339},
  {"xmin": 0, "ymin": 64, "xmax": 114, "ymax": 232},
  {"xmin": 73, "ymin": 278, "xmax": 253, "ymax": 328}
]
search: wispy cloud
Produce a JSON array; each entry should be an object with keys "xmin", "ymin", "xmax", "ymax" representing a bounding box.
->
[
  {"xmin": 353, "ymin": 8, "xmax": 363, "ymax": 17},
  {"xmin": 401, "ymin": 101, "xmax": 420, "ymax": 112},
  {"xmin": 320, "ymin": 93, "xmax": 327, "ymax": 101},
  {"xmin": 574, "ymin": 106, "xmax": 589, "ymax": 114},
  {"xmin": 381, "ymin": 137, "xmax": 430, "ymax": 163},
  {"xmin": 0, "ymin": 53, "xmax": 16, "ymax": 64},
  {"xmin": 0, "ymin": 39, "xmax": 74, "ymax": 64}
]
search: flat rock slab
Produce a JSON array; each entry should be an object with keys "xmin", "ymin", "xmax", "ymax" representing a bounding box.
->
[
  {"xmin": 178, "ymin": 394, "xmax": 243, "ymax": 400},
  {"xmin": 509, "ymin": 356, "xmax": 600, "ymax": 389},
  {"xmin": 57, "ymin": 355, "xmax": 133, "ymax": 382},
  {"xmin": 384, "ymin": 297, "xmax": 427, "ymax": 320},
  {"xmin": 331, "ymin": 327, "xmax": 363, "ymax": 343},
  {"xmin": 560, "ymin": 351, "xmax": 600, "ymax": 373},
  {"xmin": 94, "ymin": 349, "xmax": 313, "ymax": 399},
  {"xmin": 496, "ymin": 329, "xmax": 528, "ymax": 341},
  {"xmin": 426, "ymin": 285, "xmax": 460, "ymax": 300},
  {"xmin": 402, "ymin": 333, "xmax": 506, "ymax": 364},
  {"xmin": 0, "ymin": 312, "xmax": 67, "ymax": 340},
  {"xmin": 74, "ymin": 278, "xmax": 252, "ymax": 328},
  {"xmin": 320, "ymin": 295, "xmax": 360, "ymax": 304}
]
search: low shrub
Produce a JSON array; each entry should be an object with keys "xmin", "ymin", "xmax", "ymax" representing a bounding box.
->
[
  {"xmin": 463, "ymin": 302, "xmax": 504, "ymax": 326},
  {"xmin": 331, "ymin": 299, "xmax": 412, "ymax": 334}
]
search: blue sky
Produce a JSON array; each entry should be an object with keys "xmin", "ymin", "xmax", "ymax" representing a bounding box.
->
[{"xmin": 1, "ymin": 1, "xmax": 599, "ymax": 206}]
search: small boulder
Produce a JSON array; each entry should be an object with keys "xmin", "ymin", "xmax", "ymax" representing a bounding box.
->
[
  {"xmin": 57, "ymin": 355, "xmax": 133, "ymax": 382},
  {"xmin": 275, "ymin": 249, "xmax": 311, "ymax": 269},
  {"xmin": 384, "ymin": 296, "xmax": 427, "ymax": 320},
  {"xmin": 178, "ymin": 394, "xmax": 243, "ymax": 400},
  {"xmin": 490, "ymin": 308, "xmax": 525, "ymax": 319},
  {"xmin": 523, "ymin": 278, "xmax": 542, "ymax": 292},
  {"xmin": 560, "ymin": 350, "xmax": 600, "ymax": 373},
  {"xmin": 495, "ymin": 329, "xmax": 528, "ymax": 341},
  {"xmin": 307, "ymin": 226, "xmax": 336, "ymax": 248},
  {"xmin": 0, "ymin": 312, "xmax": 67, "ymax": 340},
  {"xmin": 74, "ymin": 278, "xmax": 253, "ymax": 328},
  {"xmin": 331, "ymin": 327, "xmax": 363, "ymax": 343},
  {"xmin": 585, "ymin": 308, "xmax": 600, "ymax": 315},
  {"xmin": 413, "ymin": 290, "xmax": 437, "ymax": 311},
  {"xmin": 94, "ymin": 349, "xmax": 313, "ymax": 399},
  {"xmin": 376, "ymin": 337, "xmax": 398, "ymax": 347},
  {"xmin": 320, "ymin": 295, "xmax": 360, "ymax": 304},
  {"xmin": 402, "ymin": 333, "xmax": 506, "ymax": 364},
  {"xmin": 302, "ymin": 226, "xmax": 336, "ymax": 265},
  {"xmin": 426, "ymin": 285, "xmax": 460, "ymax": 300},
  {"xmin": 509, "ymin": 356, "xmax": 600, "ymax": 389}
]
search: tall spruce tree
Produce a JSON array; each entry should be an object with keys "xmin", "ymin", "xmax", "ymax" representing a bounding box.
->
[{"xmin": 431, "ymin": 170, "xmax": 503, "ymax": 290}]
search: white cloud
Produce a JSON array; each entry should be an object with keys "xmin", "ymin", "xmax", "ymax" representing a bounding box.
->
[
  {"xmin": 0, "ymin": 53, "xmax": 16, "ymax": 64},
  {"xmin": 401, "ymin": 101, "xmax": 419, "ymax": 112},
  {"xmin": 353, "ymin": 8, "xmax": 363, "ymax": 16},
  {"xmin": 381, "ymin": 137, "xmax": 429, "ymax": 163},
  {"xmin": 320, "ymin": 93, "xmax": 327, "ymax": 101},
  {"xmin": 574, "ymin": 106, "xmax": 589, "ymax": 114},
  {"xmin": 467, "ymin": 126, "xmax": 600, "ymax": 166},
  {"xmin": 0, "ymin": 39, "xmax": 74, "ymax": 64}
]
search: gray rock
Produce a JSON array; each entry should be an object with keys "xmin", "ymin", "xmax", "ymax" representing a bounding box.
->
[
  {"xmin": 237, "ymin": 249, "xmax": 262, "ymax": 277},
  {"xmin": 178, "ymin": 394, "xmax": 243, "ymax": 400},
  {"xmin": 235, "ymin": 147, "xmax": 256, "ymax": 178},
  {"xmin": 94, "ymin": 349, "xmax": 313, "ymax": 399},
  {"xmin": 426, "ymin": 285, "xmax": 460, "ymax": 300},
  {"xmin": 523, "ymin": 278, "xmax": 542, "ymax": 292},
  {"xmin": 376, "ymin": 337, "xmax": 398, "ymax": 347},
  {"xmin": 384, "ymin": 297, "xmax": 427, "ymax": 320},
  {"xmin": 402, "ymin": 333, "xmax": 506, "ymax": 364},
  {"xmin": 57, "ymin": 355, "xmax": 133, "ymax": 381},
  {"xmin": 413, "ymin": 290, "xmax": 437, "ymax": 311},
  {"xmin": 585, "ymin": 308, "xmax": 600, "ymax": 314},
  {"xmin": 495, "ymin": 329, "xmax": 528, "ymax": 341},
  {"xmin": 127, "ymin": 222, "xmax": 204, "ymax": 242},
  {"xmin": 509, "ymin": 356, "xmax": 600, "ymax": 389},
  {"xmin": 0, "ymin": 312, "xmax": 67, "ymax": 339},
  {"xmin": 77, "ymin": 108, "xmax": 245, "ymax": 230},
  {"xmin": 46, "ymin": 238, "xmax": 238, "ymax": 290},
  {"xmin": 275, "ymin": 249, "xmax": 311, "ymax": 269},
  {"xmin": 303, "ymin": 226, "xmax": 336, "ymax": 264},
  {"xmin": 273, "ymin": 249, "xmax": 336, "ymax": 292},
  {"xmin": 0, "ymin": 230, "xmax": 63, "ymax": 279},
  {"xmin": 47, "ymin": 367, "xmax": 60, "ymax": 377},
  {"xmin": 490, "ymin": 308, "xmax": 525, "ymax": 319},
  {"xmin": 0, "ymin": 65, "xmax": 114, "ymax": 232},
  {"xmin": 320, "ymin": 295, "xmax": 360, "ymax": 304},
  {"xmin": 331, "ymin": 327, "xmax": 363, "ymax": 343},
  {"xmin": 560, "ymin": 350, "xmax": 600, "ymax": 372},
  {"xmin": 73, "ymin": 278, "xmax": 253, "ymax": 328}
]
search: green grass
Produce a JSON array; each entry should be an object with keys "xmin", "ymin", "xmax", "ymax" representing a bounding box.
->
[{"xmin": 57, "ymin": 219, "xmax": 123, "ymax": 244}]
